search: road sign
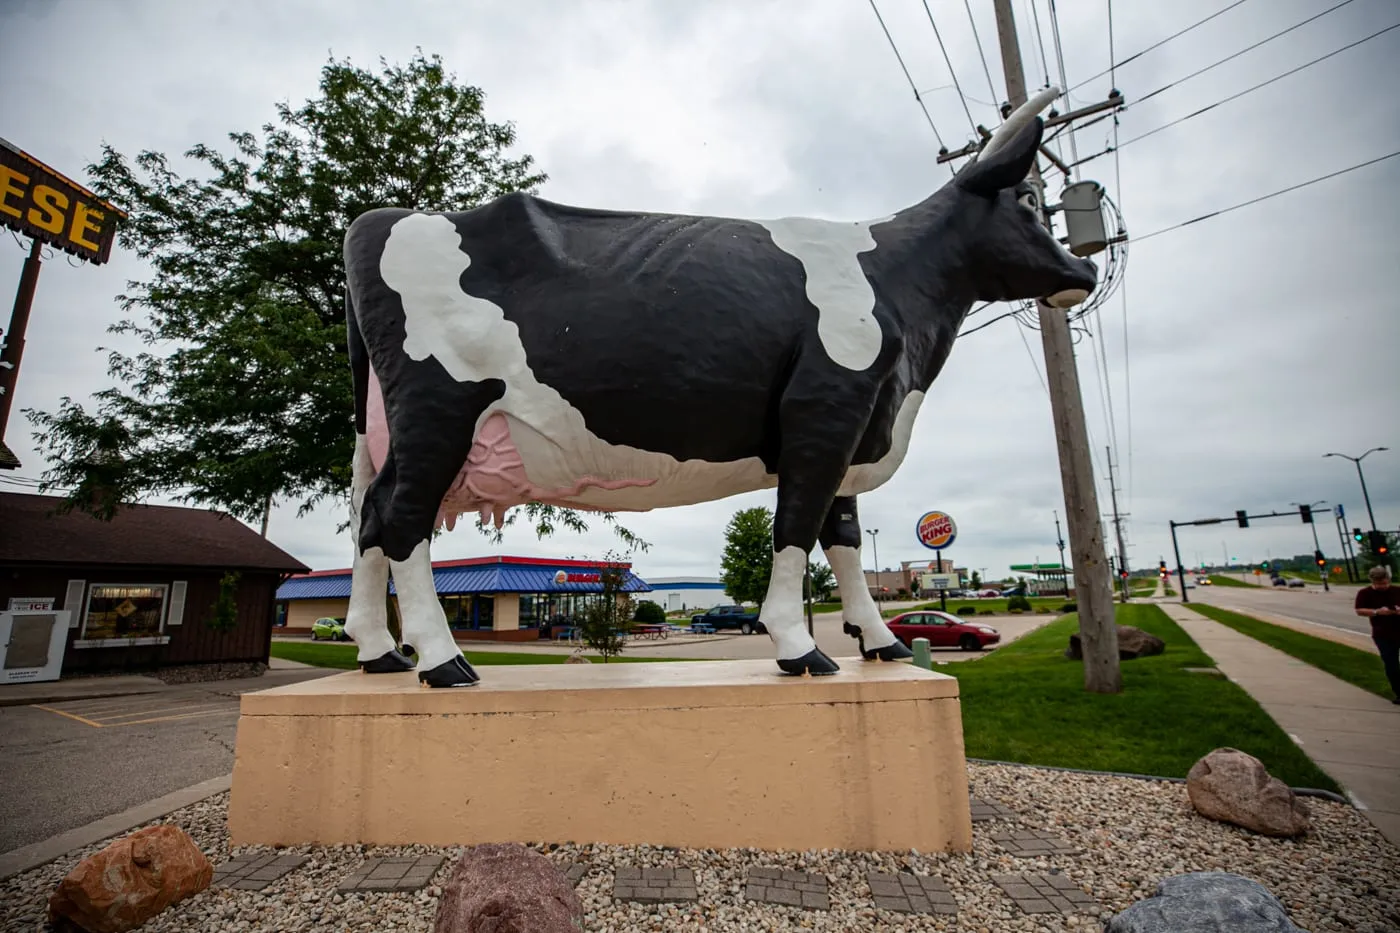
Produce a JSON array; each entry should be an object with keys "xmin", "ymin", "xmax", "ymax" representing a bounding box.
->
[
  {"xmin": 1253, "ymin": 569, "xmax": 1262, "ymax": 576},
  {"xmin": 919, "ymin": 572, "xmax": 959, "ymax": 592},
  {"xmin": 916, "ymin": 511, "xmax": 957, "ymax": 551},
  {"xmin": 1335, "ymin": 503, "xmax": 1345, "ymax": 519}
]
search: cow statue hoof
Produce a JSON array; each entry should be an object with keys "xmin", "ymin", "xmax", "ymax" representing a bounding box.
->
[
  {"xmin": 418, "ymin": 654, "xmax": 481, "ymax": 688},
  {"xmin": 359, "ymin": 649, "xmax": 415, "ymax": 674},
  {"xmin": 776, "ymin": 648, "xmax": 841, "ymax": 677},
  {"xmin": 843, "ymin": 622, "xmax": 915, "ymax": 662}
]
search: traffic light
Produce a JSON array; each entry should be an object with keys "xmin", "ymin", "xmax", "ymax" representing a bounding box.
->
[
  {"xmin": 1236, "ymin": 510, "xmax": 1248, "ymax": 528},
  {"xmin": 1299, "ymin": 504, "xmax": 1312, "ymax": 524},
  {"xmin": 1369, "ymin": 530, "xmax": 1390, "ymax": 556},
  {"xmin": 1158, "ymin": 560, "xmax": 1168, "ymax": 576},
  {"xmin": 1262, "ymin": 561, "xmax": 1270, "ymax": 570},
  {"xmin": 1314, "ymin": 550, "xmax": 1326, "ymax": 567},
  {"xmin": 1354, "ymin": 527, "xmax": 1365, "ymax": 544}
]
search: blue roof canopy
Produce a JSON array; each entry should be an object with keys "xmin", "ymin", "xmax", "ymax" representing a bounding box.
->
[{"xmin": 278, "ymin": 564, "xmax": 651, "ymax": 601}]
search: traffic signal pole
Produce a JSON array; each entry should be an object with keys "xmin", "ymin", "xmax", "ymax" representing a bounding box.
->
[{"xmin": 1169, "ymin": 521, "xmax": 1189, "ymax": 604}]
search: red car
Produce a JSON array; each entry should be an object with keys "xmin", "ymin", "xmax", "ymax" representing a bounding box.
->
[{"xmin": 886, "ymin": 610, "xmax": 1001, "ymax": 652}]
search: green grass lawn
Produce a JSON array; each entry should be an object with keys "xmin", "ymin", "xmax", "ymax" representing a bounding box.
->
[
  {"xmin": 952, "ymin": 604, "xmax": 1341, "ymax": 792},
  {"xmin": 1184, "ymin": 604, "xmax": 1394, "ymax": 701},
  {"xmin": 1208, "ymin": 574, "xmax": 1258, "ymax": 588},
  {"xmin": 270, "ymin": 641, "xmax": 689, "ymax": 669},
  {"xmin": 885, "ymin": 596, "xmax": 1070, "ymax": 618}
]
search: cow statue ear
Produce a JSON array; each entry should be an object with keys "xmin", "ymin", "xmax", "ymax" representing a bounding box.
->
[{"xmin": 955, "ymin": 118, "xmax": 1045, "ymax": 197}]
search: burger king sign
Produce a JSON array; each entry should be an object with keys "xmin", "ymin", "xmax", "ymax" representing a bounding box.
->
[{"xmin": 915, "ymin": 511, "xmax": 957, "ymax": 551}]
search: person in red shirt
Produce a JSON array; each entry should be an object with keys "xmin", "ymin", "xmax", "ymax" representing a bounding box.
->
[{"xmin": 1354, "ymin": 565, "xmax": 1400, "ymax": 703}]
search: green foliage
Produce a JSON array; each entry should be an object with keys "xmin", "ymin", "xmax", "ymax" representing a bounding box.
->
[
  {"xmin": 1207, "ymin": 575, "xmax": 1257, "ymax": 588},
  {"xmin": 805, "ymin": 561, "xmax": 835, "ymax": 602},
  {"xmin": 632, "ymin": 600, "xmax": 666, "ymax": 626},
  {"xmin": 1059, "ymin": 603, "xmax": 1078, "ymax": 613},
  {"xmin": 23, "ymin": 50, "xmax": 641, "ymax": 550},
  {"xmin": 720, "ymin": 506, "xmax": 773, "ymax": 605},
  {"xmin": 1006, "ymin": 594, "xmax": 1033, "ymax": 612},
  {"xmin": 1186, "ymin": 604, "xmax": 1394, "ymax": 700},
  {"xmin": 970, "ymin": 570, "xmax": 982, "ymax": 589},
  {"xmin": 208, "ymin": 571, "xmax": 240, "ymax": 633},
  {"xmin": 956, "ymin": 606, "xmax": 977, "ymax": 616},
  {"xmin": 576, "ymin": 557, "xmax": 633, "ymax": 662},
  {"xmin": 955, "ymin": 605, "xmax": 1340, "ymax": 791}
]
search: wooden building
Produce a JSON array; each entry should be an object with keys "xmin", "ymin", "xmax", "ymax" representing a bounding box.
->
[{"xmin": 0, "ymin": 492, "xmax": 309, "ymax": 674}]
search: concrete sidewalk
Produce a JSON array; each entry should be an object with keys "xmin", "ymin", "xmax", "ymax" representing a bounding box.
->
[{"xmin": 1163, "ymin": 602, "xmax": 1400, "ymax": 847}]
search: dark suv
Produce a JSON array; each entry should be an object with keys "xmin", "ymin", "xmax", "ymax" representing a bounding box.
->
[{"xmin": 690, "ymin": 604, "xmax": 765, "ymax": 634}]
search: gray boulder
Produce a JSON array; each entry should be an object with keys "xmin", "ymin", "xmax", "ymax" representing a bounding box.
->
[
  {"xmin": 1103, "ymin": 871, "xmax": 1309, "ymax": 932},
  {"xmin": 433, "ymin": 843, "xmax": 583, "ymax": 933},
  {"xmin": 1187, "ymin": 748, "xmax": 1310, "ymax": 837},
  {"xmin": 1065, "ymin": 625, "xmax": 1165, "ymax": 660}
]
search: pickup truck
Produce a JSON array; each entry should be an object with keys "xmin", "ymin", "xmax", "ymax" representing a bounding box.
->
[{"xmin": 690, "ymin": 604, "xmax": 766, "ymax": 635}]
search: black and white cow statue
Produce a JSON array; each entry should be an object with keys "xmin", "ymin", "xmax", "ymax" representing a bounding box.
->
[{"xmin": 342, "ymin": 88, "xmax": 1095, "ymax": 687}]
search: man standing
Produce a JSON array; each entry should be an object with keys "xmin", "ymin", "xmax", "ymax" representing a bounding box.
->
[{"xmin": 1355, "ymin": 565, "xmax": 1400, "ymax": 704}]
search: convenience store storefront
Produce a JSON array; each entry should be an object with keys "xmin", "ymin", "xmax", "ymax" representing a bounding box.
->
[{"xmin": 276, "ymin": 556, "xmax": 652, "ymax": 642}]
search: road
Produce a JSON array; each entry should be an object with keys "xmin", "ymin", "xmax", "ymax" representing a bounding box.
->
[
  {"xmin": 0, "ymin": 667, "xmax": 332, "ymax": 854},
  {"xmin": 1191, "ymin": 580, "xmax": 1373, "ymax": 640}
]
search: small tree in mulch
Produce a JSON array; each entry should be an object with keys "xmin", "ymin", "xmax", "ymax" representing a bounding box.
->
[{"xmin": 577, "ymin": 557, "xmax": 634, "ymax": 662}]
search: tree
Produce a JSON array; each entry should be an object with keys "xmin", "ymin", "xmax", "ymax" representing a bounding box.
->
[
  {"xmin": 970, "ymin": 570, "xmax": 982, "ymax": 590},
  {"xmin": 720, "ymin": 506, "xmax": 774, "ymax": 605},
  {"xmin": 633, "ymin": 600, "xmax": 666, "ymax": 626},
  {"xmin": 805, "ymin": 561, "xmax": 835, "ymax": 602},
  {"xmin": 25, "ymin": 50, "xmax": 641, "ymax": 549},
  {"xmin": 576, "ymin": 558, "xmax": 634, "ymax": 662}
]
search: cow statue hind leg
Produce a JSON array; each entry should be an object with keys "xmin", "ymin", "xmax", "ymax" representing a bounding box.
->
[
  {"xmin": 345, "ymin": 433, "xmax": 414, "ymax": 673},
  {"xmin": 820, "ymin": 496, "xmax": 913, "ymax": 661}
]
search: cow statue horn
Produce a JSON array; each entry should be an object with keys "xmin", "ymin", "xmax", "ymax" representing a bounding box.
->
[{"xmin": 978, "ymin": 86, "xmax": 1060, "ymax": 160}]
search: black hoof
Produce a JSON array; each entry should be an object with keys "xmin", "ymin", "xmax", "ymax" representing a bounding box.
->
[
  {"xmin": 862, "ymin": 640, "xmax": 914, "ymax": 662},
  {"xmin": 359, "ymin": 649, "xmax": 415, "ymax": 673},
  {"xmin": 400, "ymin": 642, "xmax": 416, "ymax": 658},
  {"xmin": 777, "ymin": 648, "xmax": 841, "ymax": 676},
  {"xmin": 418, "ymin": 654, "xmax": 481, "ymax": 688}
]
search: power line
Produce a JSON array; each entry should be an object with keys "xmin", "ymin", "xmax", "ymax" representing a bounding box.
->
[
  {"xmin": 1047, "ymin": 0, "xmax": 1080, "ymax": 176},
  {"xmin": 867, "ymin": 0, "xmax": 949, "ymax": 150},
  {"xmin": 1017, "ymin": 321, "xmax": 1050, "ymax": 397},
  {"xmin": 958, "ymin": 304, "xmax": 1018, "ymax": 337},
  {"xmin": 1108, "ymin": 0, "xmax": 1133, "ymax": 504},
  {"xmin": 1026, "ymin": 0, "xmax": 1052, "ymax": 90},
  {"xmin": 964, "ymin": 0, "xmax": 1001, "ymax": 110},
  {"xmin": 1132, "ymin": 149, "xmax": 1400, "ymax": 243},
  {"xmin": 1136, "ymin": 0, "xmax": 1360, "ymax": 107},
  {"xmin": 921, "ymin": 0, "xmax": 979, "ymax": 133},
  {"xmin": 1083, "ymin": 22, "xmax": 1400, "ymax": 163},
  {"xmin": 1071, "ymin": 0, "xmax": 1255, "ymax": 92}
]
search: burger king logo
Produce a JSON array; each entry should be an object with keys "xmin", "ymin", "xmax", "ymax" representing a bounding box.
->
[{"xmin": 916, "ymin": 511, "xmax": 957, "ymax": 550}]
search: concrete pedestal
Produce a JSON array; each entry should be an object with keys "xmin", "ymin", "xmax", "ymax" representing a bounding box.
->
[{"xmin": 229, "ymin": 658, "xmax": 972, "ymax": 853}]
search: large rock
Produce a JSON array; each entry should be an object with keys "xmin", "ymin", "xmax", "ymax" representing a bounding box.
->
[
  {"xmin": 433, "ymin": 843, "xmax": 583, "ymax": 933},
  {"xmin": 48, "ymin": 824, "xmax": 212, "ymax": 933},
  {"xmin": 1104, "ymin": 871, "xmax": 1309, "ymax": 932},
  {"xmin": 1187, "ymin": 748, "xmax": 1310, "ymax": 837},
  {"xmin": 1065, "ymin": 625, "xmax": 1165, "ymax": 660}
]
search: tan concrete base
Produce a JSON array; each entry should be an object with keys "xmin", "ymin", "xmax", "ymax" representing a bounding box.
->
[{"xmin": 228, "ymin": 658, "xmax": 972, "ymax": 853}]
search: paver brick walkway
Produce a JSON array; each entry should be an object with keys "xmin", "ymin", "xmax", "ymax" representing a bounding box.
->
[
  {"xmin": 867, "ymin": 871, "xmax": 957, "ymax": 914},
  {"xmin": 989, "ymin": 827, "xmax": 1075, "ymax": 856},
  {"xmin": 337, "ymin": 855, "xmax": 444, "ymax": 893},
  {"xmin": 970, "ymin": 795, "xmax": 1018, "ymax": 822},
  {"xmin": 212, "ymin": 853, "xmax": 306, "ymax": 891},
  {"xmin": 564, "ymin": 862, "xmax": 589, "ymax": 885},
  {"xmin": 745, "ymin": 867, "xmax": 830, "ymax": 910},
  {"xmin": 992, "ymin": 872, "xmax": 1097, "ymax": 914},
  {"xmin": 613, "ymin": 866, "xmax": 698, "ymax": 903}
]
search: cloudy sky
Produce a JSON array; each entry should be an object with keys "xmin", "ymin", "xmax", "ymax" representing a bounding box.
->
[{"xmin": 2, "ymin": 0, "xmax": 1397, "ymax": 583}]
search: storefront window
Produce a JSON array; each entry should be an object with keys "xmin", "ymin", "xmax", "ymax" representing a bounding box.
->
[
  {"xmin": 440, "ymin": 595, "xmax": 466, "ymax": 629},
  {"xmin": 474, "ymin": 595, "xmax": 494, "ymax": 630},
  {"xmin": 84, "ymin": 585, "xmax": 167, "ymax": 639}
]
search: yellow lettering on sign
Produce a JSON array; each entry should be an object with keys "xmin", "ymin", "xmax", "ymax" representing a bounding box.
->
[
  {"xmin": 0, "ymin": 164, "xmax": 28, "ymax": 219},
  {"xmin": 27, "ymin": 184, "xmax": 69, "ymax": 234},
  {"xmin": 70, "ymin": 202, "xmax": 105, "ymax": 252}
]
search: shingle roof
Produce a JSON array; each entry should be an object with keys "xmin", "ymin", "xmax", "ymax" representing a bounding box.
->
[
  {"xmin": 0, "ymin": 492, "xmax": 310, "ymax": 572},
  {"xmin": 277, "ymin": 562, "xmax": 651, "ymax": 600}
]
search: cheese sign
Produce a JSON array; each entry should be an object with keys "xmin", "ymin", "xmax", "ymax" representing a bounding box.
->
[
  {"xmin": 0, "ymin": 138, "xmax": 125, "ymax": 265},
  {"xmin": 915, "ymin": 510, "xmax": 957, "ymax": 550}
]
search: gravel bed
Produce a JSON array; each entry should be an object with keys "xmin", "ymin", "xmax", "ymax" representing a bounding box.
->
[{"xmin": 3, "ymin": 762, "xmax": 1395, "ymax": 932}]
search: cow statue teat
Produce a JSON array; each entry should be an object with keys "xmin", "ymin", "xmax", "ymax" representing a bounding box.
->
[{"xmin": 340, "ymin": 87, "xmax": 1094, "ymax": 687}]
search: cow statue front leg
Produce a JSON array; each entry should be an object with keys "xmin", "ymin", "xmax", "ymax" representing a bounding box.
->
[
  {"xmin": 821, "ymin": 496, "xmax": 913, "ymax": 662},
  {"xmin": 345, "ymin": 434, "xmax": 414, "ymax": 673},
  {"xmin": 389, "ymin": 538, "xmax": 480, "ymax": 688}
]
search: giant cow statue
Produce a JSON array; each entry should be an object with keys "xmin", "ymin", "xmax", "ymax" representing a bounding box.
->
[{"xmin": 342, "ymin": 88, "xmax": 1095, "ymax": 687}]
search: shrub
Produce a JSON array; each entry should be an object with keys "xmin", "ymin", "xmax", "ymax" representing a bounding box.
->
[
  {"xmin": 1007, "ymin": 594, "xmax": 1033, "ymax": 612},
  {"xmin": 1060, "ymin": 602, "xmax": 1078, "ymax": 613},
  {"xmin": 633, "ymin": 600, "xmax": 666, "ymax": 626},
  {"xmin": 956, "ymin": 606, "xmax": 977, "ymax": 616},
  {"xmin": 1009, "ymin": 608, "xmax": 1024, "ymax": 614}
]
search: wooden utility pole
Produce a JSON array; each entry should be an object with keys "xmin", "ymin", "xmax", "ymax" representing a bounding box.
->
[
  {"xmin": 992, "ymin": 0, "xmax": 1121, "ymax": 692},
  {"xmin": 1106, "ymin": 447, "xmax": 1130, "ymax": 603}
]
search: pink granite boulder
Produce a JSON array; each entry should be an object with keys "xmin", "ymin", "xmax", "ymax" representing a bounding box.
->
[
  {"xmin": 1187, "ymin": 748, "xmax": 1311, "ymax": 837},
  {"xmin": 433, "ymin": 843, "xmax": 583, "ymax": 933}
]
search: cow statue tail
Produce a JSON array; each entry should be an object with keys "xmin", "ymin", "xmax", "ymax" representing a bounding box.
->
[{"xmin": 346, "ymin": 291, "xmax": 370, "ymax": 439}]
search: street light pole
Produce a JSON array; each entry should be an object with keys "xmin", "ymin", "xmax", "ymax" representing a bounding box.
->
[
  {"xmin": 865, "ymin": 528, "xmax": 880, "ymax": 602},
  {"xmin": 1324, "ymin": 448, "xmax": 1388, "ymax": 532}
]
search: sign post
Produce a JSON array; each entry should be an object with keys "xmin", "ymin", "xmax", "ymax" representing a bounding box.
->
[{"xmin": 915, "ymin": 511, "xmax": 958, "ymax": 612}]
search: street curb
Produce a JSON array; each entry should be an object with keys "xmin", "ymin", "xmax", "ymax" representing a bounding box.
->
[
  {"xmin": 0, "ymin": 774, "xmax": 232, "ymax": 882},
  {"xmin": 0, "ymin": 684, "xmax": 167, "ymax": 708}
]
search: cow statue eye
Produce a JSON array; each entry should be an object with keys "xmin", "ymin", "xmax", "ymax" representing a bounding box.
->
[{"xmin": 1018, "ymin": 191, "xmax": 1039, "ymax": 213}]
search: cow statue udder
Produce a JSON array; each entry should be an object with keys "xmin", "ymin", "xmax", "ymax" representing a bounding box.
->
[{"xmin": 342, "ymin": 88, "xmax": 1096, "ymax": 687}]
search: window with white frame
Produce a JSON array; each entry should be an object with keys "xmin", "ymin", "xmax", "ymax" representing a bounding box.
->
[{"xmin": 82, "ymin": 584, "xmax": 168, "ymax": 640}]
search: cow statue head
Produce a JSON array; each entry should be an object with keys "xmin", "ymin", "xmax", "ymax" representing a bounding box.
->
[{"xmin": 951, "ymin": 87, "xmax": 1098, "ymax": 309}]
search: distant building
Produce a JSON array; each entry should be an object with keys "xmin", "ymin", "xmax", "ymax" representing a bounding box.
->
[
  {"xmin": 639, "ymin": 577, "xmax": 729, "ymax": 612},
  {"xmin": 276, "ymin": 556, "xmax": 651, "ymax": 642},
  {"xmin": 0, "ymin": 492, "xmax": 308, "ymax": 677}
]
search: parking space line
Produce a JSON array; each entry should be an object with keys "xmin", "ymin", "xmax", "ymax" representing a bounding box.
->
[
  {"xmin": 31, "ymin": 705, "xmax": 106, "ymax": 728},
  {"xmin": 110, "ymin": 708, "xmax": 240, "ymax": 727},
  {"xmin": 96, "ymin": 702, "xmax": 230, "ymax": 723}
]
